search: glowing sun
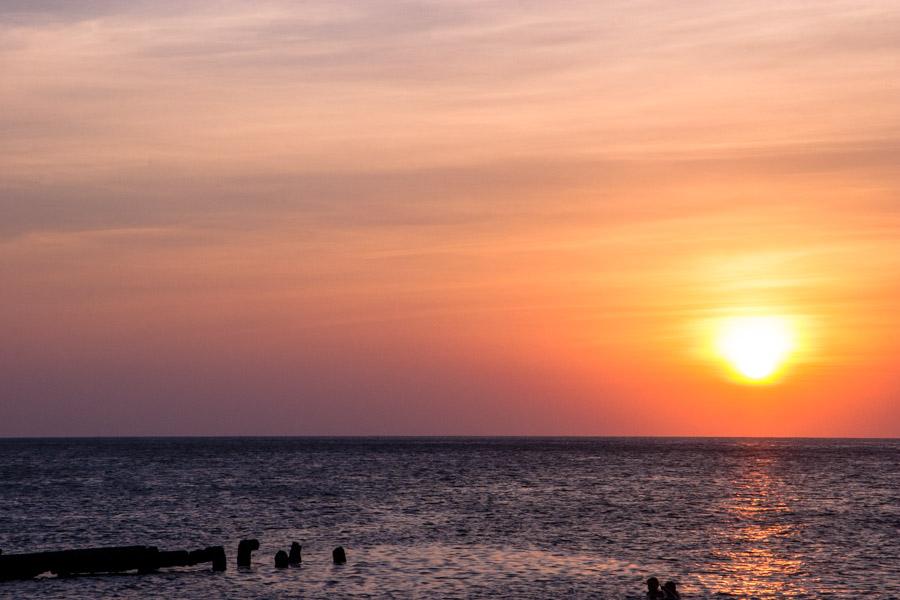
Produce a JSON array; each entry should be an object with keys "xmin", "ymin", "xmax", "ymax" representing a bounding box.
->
[{"xmin": 715, "ymin": 316, "xmax": 794, "ymax": 382}]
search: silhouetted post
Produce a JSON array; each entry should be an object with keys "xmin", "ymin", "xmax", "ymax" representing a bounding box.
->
[
  {"xmin": 237, "ymin": 539, "xmax": 259, "ymax": 567},
  {"xmin": 332, "ymin": 546, "xmax": 346, "ymax": 564},
  {"xmin": 210, "ymin": 546, "xmax": 227, "ymax": 572},
  {"xmin": 288, "ymin": 543, "xmax": 301, "ymax": 565},
  {"xmin": 274, "ymin": 550, "xmax": 289, "ymax": 568}
]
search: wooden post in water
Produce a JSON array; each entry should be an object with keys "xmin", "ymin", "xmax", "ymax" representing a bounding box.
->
[
  {"xmin": 288, "ymin": 543, "xmax": 301, "ymax": 565},
  {"xmin": 237, "ymin": 539, "xmax": 260, "ymax": 567}
]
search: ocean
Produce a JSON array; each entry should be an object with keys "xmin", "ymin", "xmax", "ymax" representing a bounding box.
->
[{"xmin": 0, "ymin": 437, "xmax": 898, "ymax": 598}]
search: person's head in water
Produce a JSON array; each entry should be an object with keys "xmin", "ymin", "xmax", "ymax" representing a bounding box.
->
[
  {"xmin": 662, "ymin": 580, "xmax": 680, "ymax": 598},
  {"xmin": 647, "ymin": 577, "xmax": 661, "ymax": 595}
]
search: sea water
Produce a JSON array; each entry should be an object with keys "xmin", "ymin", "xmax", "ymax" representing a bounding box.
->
[{"xmin": 1, "ymin": 437, "xmax": 898, "ymax": 598}]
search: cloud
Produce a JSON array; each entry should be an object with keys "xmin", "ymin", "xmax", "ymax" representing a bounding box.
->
[{"xmin": 3, "ymin": 0, "xmax": 900, "ymax": 434}]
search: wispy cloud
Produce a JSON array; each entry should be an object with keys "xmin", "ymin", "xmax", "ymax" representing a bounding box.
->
[{"xmin": 2, "ymin": 1, "xmax": 900, "ymax": 434}]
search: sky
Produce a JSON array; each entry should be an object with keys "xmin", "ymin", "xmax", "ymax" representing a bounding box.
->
[{"xmin": 2, "ymin": 0, "xmax": 899, "ymax": 436}]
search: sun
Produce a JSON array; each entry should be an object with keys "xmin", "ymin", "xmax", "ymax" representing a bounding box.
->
[{"xmin": 715, "ymin": 316, "xmax": 795, "ymax": 383}]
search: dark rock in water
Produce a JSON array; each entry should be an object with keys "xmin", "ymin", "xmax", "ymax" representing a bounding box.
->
[
  {"xmin": 332, "ymin": 546, "xmax": 346, "ymax": 564},
  {"xmin": 288, "ymin": 543, "xmax": 301, "ymax": 565},
  {"xmin": 274, "ymin": 551, "xmax": 289, "ymax": 569},
  {"xmin": 237, "ymin": 539, "xmax": 259, "ymax": 567}
]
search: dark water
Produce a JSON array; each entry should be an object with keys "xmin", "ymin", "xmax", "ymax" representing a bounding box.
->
[{"xmin": 0, "ymin": 438, "xmax": 898, "ymax": 599}]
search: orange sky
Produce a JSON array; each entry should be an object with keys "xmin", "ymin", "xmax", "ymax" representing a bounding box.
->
[{"xmin": 2, "ymin": 1, "xmax": 899, "ymax": 436}]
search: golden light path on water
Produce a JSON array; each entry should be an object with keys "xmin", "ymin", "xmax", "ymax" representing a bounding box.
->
[{"xmin": 709, "ymin": 454, "xmax": 803, "ymax": 597}]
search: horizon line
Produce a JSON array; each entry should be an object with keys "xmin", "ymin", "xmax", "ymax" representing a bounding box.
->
[{"xmin": 1, "ymin": 434, "xmax": 898, "ymax": 441}]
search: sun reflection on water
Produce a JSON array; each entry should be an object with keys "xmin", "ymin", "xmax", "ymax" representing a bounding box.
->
[{"xmin": 698, "ymin": 454, "xmax": 805, "ymax": 598}]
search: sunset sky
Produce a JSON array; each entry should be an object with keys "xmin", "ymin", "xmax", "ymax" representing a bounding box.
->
[{"xmin": 2, "ymin": 0, "xmax": 899, "ymax": 436}]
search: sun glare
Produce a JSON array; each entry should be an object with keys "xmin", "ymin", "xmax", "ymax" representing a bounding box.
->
[{"xmin": 715, "ymin": 316, "xmax": 795, "ymax": 383}]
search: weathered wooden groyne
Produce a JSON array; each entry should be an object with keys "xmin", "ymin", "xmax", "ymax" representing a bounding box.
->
[
  {"xmin": 0, "ymin": 540, "xmax": 343, "ymax": 582},
  {"xmin": 0, "ymin": 545, "xmax": 226, "ymax": 581}
]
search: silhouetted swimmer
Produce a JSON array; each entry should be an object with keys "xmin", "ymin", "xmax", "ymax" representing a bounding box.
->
[
  {"xmin": 237, "ymin": 539, "xmax": 259, "ymax": 567},
  {"xmin": 288, "ymin": 543, "xmax": 302, "ymax": 565},
  {"xmin": 274, "ymin": 550, "xmax": 289, "ymax": 569},
  {"xmin": 646, "ymin": 577, "xmax": 664, "ymax": 599},
  {"xmin": 663, "ymin": 580, "xmax": 681, "ymax": 599},
  {"xmin": 332, "ymin": 546, "xmax": 347, "ymax": 564}
]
